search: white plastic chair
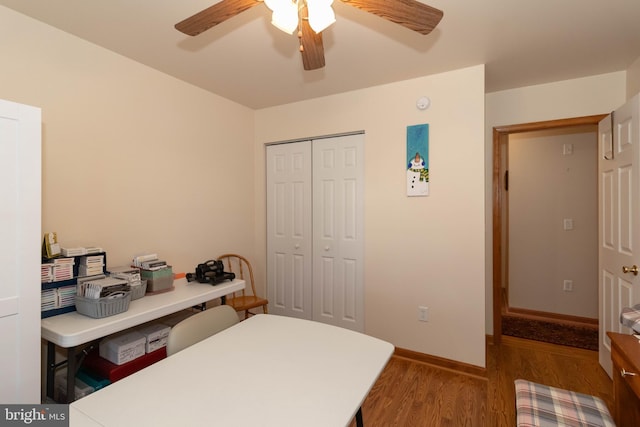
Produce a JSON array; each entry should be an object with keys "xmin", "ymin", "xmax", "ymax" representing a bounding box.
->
[{"xmin": 166, "ymin": 304, "xmax": 239, "ymax": 356}]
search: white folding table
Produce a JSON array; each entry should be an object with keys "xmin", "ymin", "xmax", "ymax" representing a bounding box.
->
[
  {"xmin": 69, "ymin": 314, "xmax": 394, "ymax": 427},
  {"xmin": 42, "ymin": 278, "xmax": 245, "ymax": 403}
]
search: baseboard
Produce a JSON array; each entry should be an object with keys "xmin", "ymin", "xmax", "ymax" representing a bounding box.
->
[{"xmin": 393, "ymin": 347, "xmax": 487, "ymax": 380}]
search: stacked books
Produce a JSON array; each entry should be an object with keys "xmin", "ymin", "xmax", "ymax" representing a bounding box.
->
[
  {"xmin": 58, "ymin": 285, "xmax": 76, "ymax": 308},
  {"xmin": 41, "ymin": 285, "xmax": 77, "ymax": 313},
  {"xmin": 110, "ymin": 266, "xmax": 142, "ymax": 285},
  {"xmin": 41, "ymin": 288, "xmax": 57, "ymax": 312},
  {"xmin": 62, "ymin": 247, "xmax": 87, "ymax": 257},
  {"xmin": 61, "ymin": 246, "xmax": 104, "ymax": 257},
  {"xmin": 132, "ymin": 254, "xmax": 168, "ymax": 271},
  {"xmin": 110, "ymin": 266, "xmax": 145, "ymax": 300},
  {"xmin": 42, "ymin": 264, "xmax": 54, "ymax": 283},
  {"xmin": 79, "ymin": 255, "xmax": 105, "ymax": 277},
  {"xmin": 53, "ymin": 258, "xmax": 74, "ymax": 282}
]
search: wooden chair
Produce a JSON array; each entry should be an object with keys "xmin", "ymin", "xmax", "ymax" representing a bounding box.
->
[
  {"xmin": 166, "ymin": 305, "xmax": 239, "ymax": 356},
  {"xmin": 217, "ymin": 254, "xmax": 268, "ymax": 319}
]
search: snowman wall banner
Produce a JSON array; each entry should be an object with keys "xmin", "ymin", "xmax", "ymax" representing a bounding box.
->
[{"xmin": 406, "ymin": 124, "xmax": 429, "ymax": 196}]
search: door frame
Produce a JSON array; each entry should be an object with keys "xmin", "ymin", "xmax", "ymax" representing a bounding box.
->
[{"xmin": 492, "ymin": 114, "xmax": 608, "ymax": 342}]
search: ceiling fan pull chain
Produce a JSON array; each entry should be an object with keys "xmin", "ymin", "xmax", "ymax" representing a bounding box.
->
[{"xmin": 298, "ymin": 1, "xmax": 305, "ymax": 52}]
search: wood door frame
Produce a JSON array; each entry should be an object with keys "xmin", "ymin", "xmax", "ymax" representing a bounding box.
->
[{"xmin": 492, "ymin": 114, "xmax": 608, "ymax": 342}]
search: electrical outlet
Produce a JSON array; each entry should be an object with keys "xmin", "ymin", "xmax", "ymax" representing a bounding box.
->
[
  {"xmin": 418, "ymin": 306, "xmax": 429, "ymax": 322},
  {"xmin": 563, "ymin": 280, "xmax": 573, "ymax": 292}
]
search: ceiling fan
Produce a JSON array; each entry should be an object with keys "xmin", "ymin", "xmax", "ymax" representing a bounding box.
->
[{"xmin": 175, "ymin": 0, "xmax": 443, "ymax": 71}]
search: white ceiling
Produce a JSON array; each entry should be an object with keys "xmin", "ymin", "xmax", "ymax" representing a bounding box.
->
[{"xmin": 2, "ymin": 0, "xmax": 640, "ymax": 109}]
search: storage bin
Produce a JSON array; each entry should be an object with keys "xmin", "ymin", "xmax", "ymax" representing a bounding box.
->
[
  {"xmin": 130, "ymin": 280, "xmax": 147, "ymax": 300},
  {"xmin": 136, "ymin": 323, "xmax": 170, "ymax": 353},
  {"xmin": 75, "ymin": 292, "xmax": 131, "ymax": 318},
  {"xmin": 55, "ymin": 375, "xmax": 94, "ymax": 402},
  {"xmin": 83, "ymin": 347, "xmax": 167, "ymax": 382},
  {"xmin": 141, "ymin": 267, "xmax": 174, "ymax": 293},
  {"xmin": 99, "ymin": 331, "xmax": 146, "ymax": 365}
]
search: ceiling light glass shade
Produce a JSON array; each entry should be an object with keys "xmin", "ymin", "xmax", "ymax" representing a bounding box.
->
[
  {"xmin": 271, "ymin": 2, "xmax": 299, "ymax": 34},
  {"xmin": 264, "ymin": 0, "xmax": 288, "ymax": 12},
  {"xmin": 307, "ymin": 0, "xmax": 335, "ymax": 33}
]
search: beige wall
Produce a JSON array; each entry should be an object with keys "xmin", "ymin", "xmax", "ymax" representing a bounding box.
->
[
  {"xmin": 0, "ymin": 7, "xmax": 256, "ymax": 273},
  {"xmin": 509, "ymin": 128, "xmax": 598, "ymax": 318},
  {"xmin": 485, "ymin": 72, "xmax": 628, "ymax": 333},
  {"xmin": 255, "ymin": 65, "xmax": 487, "ymax": 367},
  {"xmin": 628, "ymin": 56, "xmax": 640, "ymax": 100}
]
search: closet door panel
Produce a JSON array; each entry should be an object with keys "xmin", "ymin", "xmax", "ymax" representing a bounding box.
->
[
  {"xmin": 266, "ymin": 142, "xmax": 313, "ymax": 319},
  {"xmin": 313, "ymin": 134, "xmax": 364, "ymax": 331}
]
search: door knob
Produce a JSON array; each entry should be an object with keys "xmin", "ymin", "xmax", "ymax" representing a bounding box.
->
[
  {"xmin": 295, "ymin": 244, "xmax": 300, "ymax": 249},
  {"xmin": 622, "ymin": 265, "xmax": 639, "ymax": 275}
]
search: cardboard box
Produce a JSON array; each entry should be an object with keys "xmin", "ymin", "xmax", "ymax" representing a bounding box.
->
[
  {"xmin": 99, "ymin": 331, "xmax": 146, "ymax": 365},
  {"xmin": 137, "ymin": 323, "xmax": 170, "ymax": 353}
]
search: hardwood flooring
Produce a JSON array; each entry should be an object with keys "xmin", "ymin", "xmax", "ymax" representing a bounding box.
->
[{"xmin": 350, "ymin": 336, "xmax": 613, "ymax": 426}]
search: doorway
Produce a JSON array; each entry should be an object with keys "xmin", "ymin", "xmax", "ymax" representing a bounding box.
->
[{"xmin": 492, "ymin": 114, "xmax": 608, "ymax": 343}]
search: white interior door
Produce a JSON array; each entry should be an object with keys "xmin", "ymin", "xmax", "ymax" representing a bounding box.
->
[
  {"xmin": 0, "ymin": 99, "xmax": 41, "ymax": 403},
  {"xmin": 598, "ymin": 93, "xmax": 640, "ymax": 376},
  {"xmin": 266, "ymin": 142, "xmax": 313, "ymax": 319},
  {"xmin": 312, "ymin": 134, "xmax": 364, "ymax": 332}
]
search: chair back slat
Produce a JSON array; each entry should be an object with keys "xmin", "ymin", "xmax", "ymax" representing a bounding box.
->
[
  {"xmin": 216, "ymin": 253, "xmax": 267, "ymax": 319},
  {"xmin": 218, "ymin": 254, "xmax": 256, "ymax": 297}
]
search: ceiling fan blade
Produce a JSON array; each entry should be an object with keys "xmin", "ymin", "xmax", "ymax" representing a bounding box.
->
[
  {"xmin": 340, "ymin": 0, "xmax": 443, "ymax": 35},
  {"xmin": 175, "ymin": 0, "xmax": 261, "ymax": 36},
  {"xmin": 299, "ymin": 7, "xmax": 326, "ymax": 70}
]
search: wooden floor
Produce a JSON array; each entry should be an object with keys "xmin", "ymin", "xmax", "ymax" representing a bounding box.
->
[{"xmin": 350, "ymin": 336, "xmax": 613, "ymax": 426}]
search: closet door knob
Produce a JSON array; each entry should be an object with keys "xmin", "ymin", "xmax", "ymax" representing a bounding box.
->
[
  {"xmin": 324, "ymin": 246, "xmax": 330, "ymax": 251},
  {"xmin": 622, "ymin": 265, "xmax": 639, "ymax": 275},
  {"xmin": 294, "ymin": 244, "xmax": 300, "ymax": 249}
]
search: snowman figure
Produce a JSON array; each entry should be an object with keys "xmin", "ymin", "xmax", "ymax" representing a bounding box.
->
[{"xmin": 407, "ymin": 151, "xmax": 429, "ymax": 196}]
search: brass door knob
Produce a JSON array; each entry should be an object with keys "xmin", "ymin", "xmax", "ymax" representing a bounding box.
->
[{"xmin": 622, "ymin": 265, "xmax": 639, "ymax": 275}]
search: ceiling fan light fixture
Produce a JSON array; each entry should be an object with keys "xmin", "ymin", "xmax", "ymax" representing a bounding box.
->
[
  {"xmin": 175, "ymin": 0, "xmax": 444, "ymax": 71},
  {"xmin": 263, "ymin": 0, "xmax": 286, "ymax": 12},
  {"xmin": 307, "ymin": 0, "xmax": 335, "ymax": 33},
  {"xmin": 270, "ymin": 1, "xmax": 299, "ymax": 34}
]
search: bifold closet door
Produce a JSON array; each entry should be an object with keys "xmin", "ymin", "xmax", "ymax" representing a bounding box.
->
[
  {"xmin": 312, "ymin": 135, "xmax": 364, "ymax": 332},
  {"xmin": 266, "ymin": 134, "xmax": 364, "ymax": 332},
  {"xmin": 266, "ymin": 141, "xmax": 313, "ymax": 320}
]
